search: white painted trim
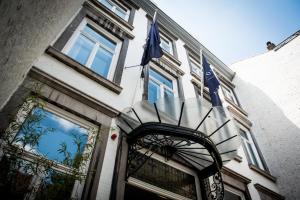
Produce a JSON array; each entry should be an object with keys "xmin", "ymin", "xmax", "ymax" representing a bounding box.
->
[{"xmin": 62, "ymin": 18, "xmax": 122, "ymax": 80}]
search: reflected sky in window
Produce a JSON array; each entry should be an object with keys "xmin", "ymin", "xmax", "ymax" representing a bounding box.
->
[{"xmin": 16, "ymin": 107, "xmax": 88, "ymax": 165}]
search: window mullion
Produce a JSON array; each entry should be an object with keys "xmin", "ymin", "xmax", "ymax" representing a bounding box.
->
[{"xmin": 86, "ymin": 43, "xmax": 99, "ymax": 68}]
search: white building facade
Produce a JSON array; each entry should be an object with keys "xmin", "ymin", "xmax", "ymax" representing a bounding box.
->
[{"xmin": 0, "ymin": 0, "xmax": 285, "ymax": 200}]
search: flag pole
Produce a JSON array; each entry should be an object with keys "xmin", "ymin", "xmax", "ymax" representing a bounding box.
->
[{"xmin": 200, "ymin": 48, "xmax": 204, "ymax": 103}]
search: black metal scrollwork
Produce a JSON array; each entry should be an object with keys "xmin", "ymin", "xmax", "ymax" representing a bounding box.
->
[{"xmin": 207, "ymin": 171, "xmax": 224, "ymax": 200}]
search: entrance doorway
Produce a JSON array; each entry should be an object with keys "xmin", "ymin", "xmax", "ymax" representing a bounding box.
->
[{"xmin": 124, "ymin": 184, "xmax": 171, "ymax": 200}]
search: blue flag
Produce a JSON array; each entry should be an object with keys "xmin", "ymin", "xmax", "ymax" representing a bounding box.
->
[
  {"xmin": 203, "ymin": 55, "xmax": 222, "ymax": 107},
  {"xmin": 140, "ymin": 20, "xmax": 163, "ymax": 66}
]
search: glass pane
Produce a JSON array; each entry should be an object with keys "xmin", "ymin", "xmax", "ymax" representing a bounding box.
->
[
  {"xmin": 91, "ymin": 47, "xmax": 113, "ymax": 77},
  {"xmin": 68, "ymin": 34, "xmax": 94, "ymax": 65},
  {"xmin": 15, "ymin": 107, "xmax": 88, "ymax": 167},
  {"xmin": 35, "ymin": 170, "xmax": 75, "ymax": 200},
  {"xmin": 129, "ymin": 153, "xmax": 197, "ymax": 199},
  {"xmin": 149, "ymin": 69, "xmax": 173, "ymax": 89},
  {"xmin": 115, "ymin": 7, "xmax": 127, "ymax": 19},
  {"xmin": 0, "ymin": 157, "xmax": 34, "ymax": 200},
  {"xmin": 100, "ymin": 0, "xmax": 113, "ymax": 10},
  {"xmin": 164, "ymin": 88, "xmax": 174, "ymax": 99},
  {"xmin": 239, "ymin": 129, "xmax": 248, "ymax": 140},
  {"xmin": 246, "ymin": 142, "xmax": 259, "ymax": 167},
  {"xmin": 224, "ymin": 190, "xmax": 242, "ymax": 200},
  {"xmin": 83, "ymin": 25, "xmax": 116, "ymax": 51},
  {"xmin": 160, "ymin": 39, "xmax": 171, "ymax": 53},
  {"xmin": 148, "ymin": 79, "xmax": 160, "ymax": 103}
]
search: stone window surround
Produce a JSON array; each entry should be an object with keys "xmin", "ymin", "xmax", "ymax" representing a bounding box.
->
[
  {"xmin": 142, "ymin": 61, "xmax": 185, "ymax": 101},
  {"xmin": 221, "ymin": 167, "xmax": 252, "ymax": 200},
  {"xmin": 146, "ymin": 14, "xmax": 181, "ymax": 65},
  {"xmin": 0, "ymin": 68, "xmax": 119, "ymax": 200},
  {"xmin": 254, "ymin": 183, "xmax": 285, "ymax": 200},
  {"xmin": 50, "ymin": 1, "xmax": 136, "ymax": 94}
]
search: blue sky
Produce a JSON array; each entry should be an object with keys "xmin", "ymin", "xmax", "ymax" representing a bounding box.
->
[{"xmin": 152, "ymin": 0, "xmax": 300, "ymax": 65}]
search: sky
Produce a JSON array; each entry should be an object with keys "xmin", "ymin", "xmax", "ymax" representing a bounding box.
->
[{"xmin": 151, "ymin": 0, "xmax": 300, "ymax": 65}]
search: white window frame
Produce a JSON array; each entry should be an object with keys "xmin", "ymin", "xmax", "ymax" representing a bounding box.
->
[
  {"xmin": 149, "ymin": 65, "xmax": 178, "ymax": 100},
  {"xmin": 160, "ymin": 33, "xmax": 174, "ymax": 55},
  {"xmin": 239, "ymin": 125, "xmax": 265, "ymax": 170},
  {"xmin": 189, "ymin": 56, "xmax": 203, "ymax": 79},
  {"xmin": 3, "ymin": 99, "xmax": 98, "ymax": 200},
  {"xmin": 127, "ymin": 148, "xmax": 202, "ymax": 200},
  {"xmin": 99, "ymin": 0, "xmax": 130, "ymax": 21},
  {"xmin": 62, "ymin": 18, "xmax": 122, "ymax": 80},
  {"xmin": 221, "ymin": 84, "xmax": 238, "ymax": 105}
]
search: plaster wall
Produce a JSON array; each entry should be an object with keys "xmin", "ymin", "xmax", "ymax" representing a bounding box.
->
[
  {"xmin": 0, "ymin": 0, "xmax": 86, "ymax": 110},
  {"xmin": 231, "ymin": 36, "xmax": 300, "ymax": 199}
]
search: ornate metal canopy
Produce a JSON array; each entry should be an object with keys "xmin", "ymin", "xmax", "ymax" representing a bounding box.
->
[{"xmin": 116, "ymin": 97, "xmax": 241, "ymax": 200}]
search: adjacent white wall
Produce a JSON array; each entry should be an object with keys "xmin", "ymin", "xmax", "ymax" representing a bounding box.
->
[{"xmin": 231, "ymin": 36, "xmax": 300, "ymax": 199}]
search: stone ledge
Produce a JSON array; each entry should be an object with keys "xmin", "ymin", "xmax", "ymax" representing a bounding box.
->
[
  {"xmin": 254, "ymin": 183, "xmax": 285, "ymax": 200},
  {"xmin": 46, "ymin": 46, "xmax": 123, "ymax": 95},
  {"xmin": 249, "ymin": 164, "xmax": 277, "ymax": 183}
]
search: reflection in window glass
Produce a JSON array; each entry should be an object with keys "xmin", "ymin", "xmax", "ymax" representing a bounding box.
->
[
  {"xmin": 91, "ymin": 47, "xmax": 113, "ymax": 77},
  {"xmin": 149, "ymin": 70, "xmax": 173, "ymax": 89},
  {"xmin": 239, "ymin": 128, "xmax": 265, "ymax": 170},
  {"xmin": 160, "ymin": 36, "xmax": 173, "ymax": 55},
  {"xmin": 99, "ymin": 0, "xmax": 129, "ymax": 20},
  {"xmin": 148, "ymin": 79, "xmax": 160, "ymax": 103},
  {"xmin": 68, "ymin": 35, "xmax": 94, "ymax": 65},
  {"xmin": 130, "ymin": 153, "xmax": 197, "ymax": 199},
  {"xmin": 35, "ymin": 170, "xmax": 76, "ymax": 200},
  {"xmin": 148, "ymin": 69, "xmax": 175, "ymax": 103},
  {"xmin": 68, "ymin": 24, "xmax": 117, "ymax": 78},
  {"xmin": 101, "ymin": 0, "xmax": 113, "ymax": 9},
  {"xmin": 15, "ymin": 107, "xmax": 88, "ymax": 166},
  {"xmin": 83, "ymin": 25, "xmax": 116, "ymax": 51},
  {"xmin": 224, "ymin": 190, "xmax": 242, "ymax": 200}
]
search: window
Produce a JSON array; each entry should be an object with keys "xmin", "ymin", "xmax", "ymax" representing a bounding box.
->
[
  {"xmin": 63, "ymin": 19, "xmax": 121, "ymax": 79},
  {"xmin": 148, "ymin": 68, "xmax": 177, "ymax": 103},
  {"xmin": 221, "ymin": 85, "xmax": 238, "ymax": 105},
  {"xmin": 127, "ymin": 151, "xmax": 198, "ymax": 200},
  {"xmin": 2, "ymin": 101, "xmax": 98, "ymax": 199},
  {"xmin": 98, "ymin": 0, "xmax": 129, "ymax": 21},
  {"xmin": 239, "ymin": 127, "xmax": 265, "ymax": 170},
  {"xmin": 160, "ymin": 34, "xmax": 173, "ymax": 55},
  {"xmin": 189, "ymin": 56, "xmax": 203, "ymax": 79},
  {"xmin": 224, "ymin": 185, "xmax": 246, "ymax": 200}
]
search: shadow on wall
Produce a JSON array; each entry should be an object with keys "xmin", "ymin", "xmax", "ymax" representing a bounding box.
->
[{"xmin": 233, "ymin": 76, "xmax": 300, "ymax": 199}]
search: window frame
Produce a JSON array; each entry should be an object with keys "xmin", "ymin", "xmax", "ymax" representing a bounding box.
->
[
  {"xmin": 159, "ymin": 33, "xmax": 174, "ymax": 55},
  {"xmin": 239, "ymin": 126, "xmax": 266, "ymax": 170},
  {"xmin": 3, "ymin": 99, "xmax": 98, "ymax": 200},
  {"xmin": 62, "ymin": 18, "xmax": 122, "ymax": 81},
  {"xmin": 127, "ymin": 148, "xmax": 201, "ymax": 200},
  {"xmin": 188, "ymin": 55, "xmax": 203, "ymax": 80},
  {"xmin": 148, "ymin": 66, "xmax": 179, "ymax": 102},
  {"xmin": 98, "ymin": 0, "xmax": 130, "ymax": 21},
  {"xmin": 224, "ymin": 184, "xmax": 246, "ymax": 200},
  {"xmin": 220, "ymin": 84, "xmax": 238, "ymax": 105}
]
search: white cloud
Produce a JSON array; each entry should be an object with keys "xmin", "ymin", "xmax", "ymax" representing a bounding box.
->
[
  {"xmin": 49, "ymin": 114, "xmax": 77, "ymax": 131},
  {"xmin": 56, "ymin": 117, "xmax": 77, "ymax": 131}
]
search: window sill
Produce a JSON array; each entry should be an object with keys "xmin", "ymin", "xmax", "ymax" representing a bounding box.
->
[
  {"xmin": 88, "ymin": 0, "xmax": 134, "ymax": 31},
  {"xmin": 234, "ymin": 155, "xmax": 243, "ymax": 163},
  {"xmin": 225, "ymin": 97, "xmax": 248, "ymax": 116},
  {"xmin": 46, "ymin": 46, "xmax": 123, "ymax": 94},
  {"xmin": 249, "ymin": 164, "xmax": 277, "ymax": 183},
  {"xmin": 254, "ymin": 183, "xmax": 285, "ymax": 200},
  {"xmin": 162, "ymin": 49, "xmax": 181, "ymax": 66}
]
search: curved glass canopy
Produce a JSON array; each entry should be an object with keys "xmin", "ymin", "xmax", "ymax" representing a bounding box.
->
[{"xmin": 116, "ymin": 97, "xmax": 241, "ymax": 199}]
